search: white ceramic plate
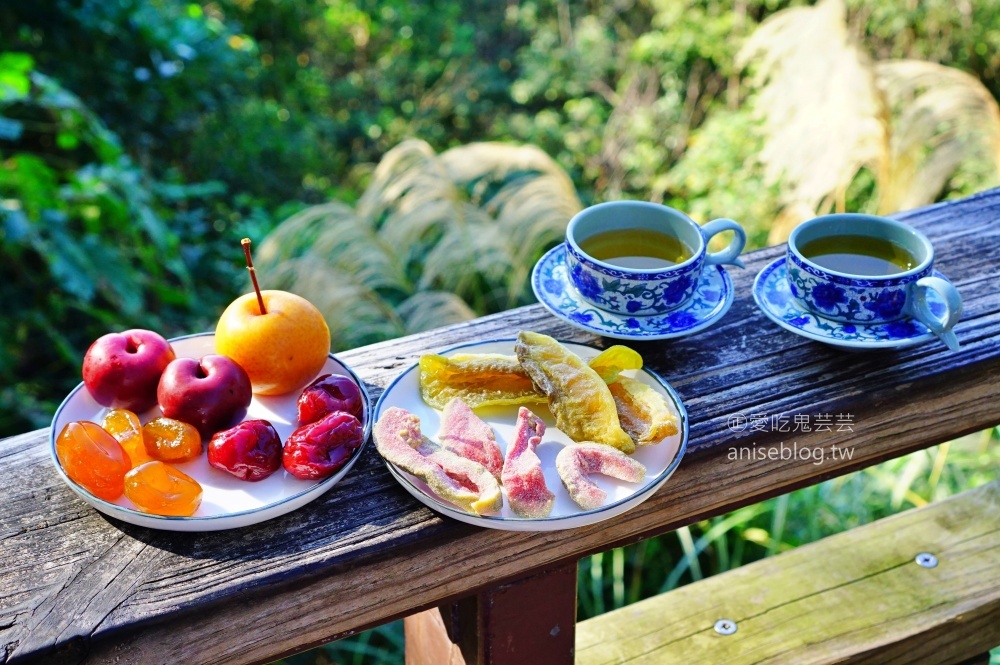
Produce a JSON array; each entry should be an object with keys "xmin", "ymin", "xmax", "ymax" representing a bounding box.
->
[
  {"xmin": 49, "ymin": 332, "xmax": 371, "ymax": 532},
  {"xmin": 374, "ymin": 339, "xmax": 688, "ymax": 531}
]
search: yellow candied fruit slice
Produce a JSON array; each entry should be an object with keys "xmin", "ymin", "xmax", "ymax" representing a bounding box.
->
[
  {"xmin": 609, "ymin": 375, "xmax": 679, "ymax": 445},
  {"xmin": 418, "ymin": 353, "xmax": 543, "ymax": 410},
  {"xmin": 418, "ymin": 344, "xmax": 644, "ymax": 411},
  {"xmin": 514, "ymin": 331, "xmax": 634, "ymax": 454},
  {"xmin": 589, "ymin": 345, "xmax": 643, "ymax": 383}
]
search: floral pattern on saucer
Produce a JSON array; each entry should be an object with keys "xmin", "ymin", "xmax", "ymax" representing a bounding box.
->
[
  {"xmin": 753, "ymin": 257, "xmax": 947, "ymax": 349},
  {"xmin": 532, "ymin": 244, "xmax": 733, "ymax": 340}
]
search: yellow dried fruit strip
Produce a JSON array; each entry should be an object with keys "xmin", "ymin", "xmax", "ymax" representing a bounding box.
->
[
  {"xmin": 515, "ymin": 331, "xmax": 635, "ymax": 454},
  {"xmin": 419, "ymin": 345, "xmax": 642, "ymax": 410},
  {"xmin": 609, "ymin": 375, "xmax": 679, "ymax": 445},
  {"xmin": 418, "ymin": 353, "xmax": 543, "ymax": 410},
  {"xmin": 589, "ymin": 345, "xmax": 643, "ymax": 383}
]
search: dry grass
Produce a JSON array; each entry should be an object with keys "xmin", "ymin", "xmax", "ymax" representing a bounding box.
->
[
  {"xmin": 738, "ymin": 0, "xmax": 1000, "ymax": 243},
  {"xmin": 256, "ymin": 140, "xmax": 581, "ymax": 350}
]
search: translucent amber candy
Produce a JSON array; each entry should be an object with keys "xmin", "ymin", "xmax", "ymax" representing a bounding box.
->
[
  {"xmin": 102, "ymin": 408, "xmax": 153, "ymax": 467},
  {"xmin": 143, "ymin": 417, "xmax": 202, "ymax": 463},
  {"xmin": 55, "ymin": 421, "xmax": 131, "ymax": 501},
  {"xmin": 124, "ymin": 461, "xmax": 203, "ymax": 516}
]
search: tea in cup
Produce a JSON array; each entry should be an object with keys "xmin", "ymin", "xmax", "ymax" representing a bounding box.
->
[
  {"xmin": 786, "ymin": 213, "xmax": 962, "ymax": 348},
  {"xmin": 565, "ymin": 201, "xmax": 747, "ymax": 316}
]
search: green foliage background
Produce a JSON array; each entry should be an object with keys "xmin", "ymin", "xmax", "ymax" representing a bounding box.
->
[{"xmin": 1, "ymin": 2, "xmax": 999, "ymax": 662}]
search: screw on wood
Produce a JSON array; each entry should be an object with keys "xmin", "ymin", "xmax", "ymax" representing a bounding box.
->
[
  {"xmin": 915, "ymin": 552, "xmax": 938, "ymax": 568},
  {"xmin": 714, "ymin": 619, "xmax": 737, "ymax": 635}
]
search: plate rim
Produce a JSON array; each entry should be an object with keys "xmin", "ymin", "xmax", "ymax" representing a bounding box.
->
[
  {"xmin": 372, "ymin": 338, "xmax": 689, "ymax": 527},
  {"xmin": 531, "ymin": 244, "xmax": 734, "ymax": 340},
  {"xmin": 48, "ymin": 331, "xmax": 373, "ymax": 524},
  {"xmin": 752, "ymin": 256, "xmax": 938, "ymax": 350}
]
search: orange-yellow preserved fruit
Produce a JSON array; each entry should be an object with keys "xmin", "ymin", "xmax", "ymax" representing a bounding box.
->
[
  {"xmin": 143, "ymin": 417, "xmax": 202, "ymax": 463},
  {"xmin": 102, "ymin": 408, "xmax": 153, "ymax": 467},
  {"xmin": 55, "ymin": 421, "xmax": 131, "ymax": 501},
  {"xmin": 124, "ymin": 461, "xmax": 202, "ymax": 516}
]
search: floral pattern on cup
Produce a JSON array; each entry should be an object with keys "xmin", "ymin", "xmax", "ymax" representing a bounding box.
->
[
  {"xmin": 786, "ymin": 251, "xmax": 932, "ymax": 324},
  {"xmin": 532, "ymin": 245, "xmax": 734, "ymax": 340},
  {"xmin": 754, "ymin": 257, "xmax": 948, "ymax": 348},
  {"xmin": 564, "ymin": 202, "xmax": 746, "ymax": 316},
  {"xmin": 565, "ymin": 242, "xmax": 704, "ymax": 316}
]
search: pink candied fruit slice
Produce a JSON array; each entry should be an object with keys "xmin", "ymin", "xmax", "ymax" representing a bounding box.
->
[
  {"xmin": 374, "ymin": 407, "xmax": 501, "ymax": 515},
  {"xmin": 501, "ymin": 407, "xmax": 554, "ymax": 518},
  {"xmin": 555, "ymin": 442, "xmax": 646, "ymax": 511},
  {"xmin": 438, "ymin": 398, "xmax": 504, "ymax": 479}
]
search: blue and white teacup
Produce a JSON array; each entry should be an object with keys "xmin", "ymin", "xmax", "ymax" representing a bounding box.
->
[
  {"xmin": 565, "ymin": 201, "xmax": 747, "ymax": 316},
  {"xmin": 786, "ymin": 213, "xmax": 962, "ymax": 350}
]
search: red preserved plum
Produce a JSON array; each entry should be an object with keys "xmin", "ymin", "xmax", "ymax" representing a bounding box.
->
[
  {"xmin": 208, "ymin": 419, "xmax": 282, "ymax": 482},
  {"xmin": 283, "ymin": 411, "xmax": 364, "ymax": 480},
  {"xmin": 297, "ymin": 374, "xmax": 363, "ymax": 425}
]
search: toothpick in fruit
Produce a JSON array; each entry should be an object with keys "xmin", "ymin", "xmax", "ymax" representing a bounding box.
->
[{"xmin": 241, "ymin": 238, "xmax": 267, "ymax": 316}]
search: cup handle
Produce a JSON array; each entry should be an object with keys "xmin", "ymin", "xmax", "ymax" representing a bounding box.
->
[
  {"xmin": 702, "ymin": 218, "xmax": 747, "ymax": 269},
  {"xmin": 908, "ymin": 276, "xmax": 963, "ymax": 351}
]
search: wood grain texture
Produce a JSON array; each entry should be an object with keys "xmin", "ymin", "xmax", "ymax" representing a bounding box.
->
[
  {"xmin": 956, "ymin": 655, "xmax": 992, "ymax": 665},
  {"xmin": 3, "ymin": 189, "xmax": 1000, "ymax": 664},
  {"xmin": 476, "ymin": 563, "xmax": 576, "ymax": 665},
  {"xmin": 576, "ymin": 480, "xmax": 1000, "ymax": 665}
]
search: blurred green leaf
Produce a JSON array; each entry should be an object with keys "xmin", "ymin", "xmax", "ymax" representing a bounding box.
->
[{"xmin": 0, "ymin": 51, "xmax": 33, "ymax": 101}]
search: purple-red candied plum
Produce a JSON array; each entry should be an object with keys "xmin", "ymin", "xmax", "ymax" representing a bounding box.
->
[
  {"xmin": 208, "ymin": 419, "xmax": 282, "ymax": 481},
  {"xmin": 283, "ymin": 412, "xmax": 364, "ymax": 480},
  {"xmin": 297, "ymin": 373, "xmax": 363, "ymax": 425}
]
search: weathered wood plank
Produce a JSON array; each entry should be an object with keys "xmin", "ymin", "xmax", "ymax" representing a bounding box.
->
[
  {"xmin": 956, "ymin": 655, "xmax": 992, "ymax": 665},
  {"xmin": 576, "ymin": 480, "xmax": 1000, "ymax": 665},
  {"xmin": 2, "ymin": 189, "xmax": 999, "ymax": 664}
]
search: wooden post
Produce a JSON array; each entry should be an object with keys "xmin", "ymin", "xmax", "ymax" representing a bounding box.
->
[{"xmin": 406, "ymin": 561, "xmax": 578, "ymax": 665}]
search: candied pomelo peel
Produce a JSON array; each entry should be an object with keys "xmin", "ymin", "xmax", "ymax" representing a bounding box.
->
[
  {"xmin": 609, "ymin": 376, "xmax": 679, "ymax": 445},
  {"xmin": 515, "ymin": 331, "xmax": 635, "ymax": 453}
]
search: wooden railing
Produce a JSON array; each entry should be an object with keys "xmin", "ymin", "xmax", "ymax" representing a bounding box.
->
[{"xmin": 2, "ymin": 189, "xmax": 999, "ymax": 664}]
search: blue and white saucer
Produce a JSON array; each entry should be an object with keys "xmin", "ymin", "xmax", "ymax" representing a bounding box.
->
[
  {"xmin": 531, "ymin": 244, "xmax": 734, "ymax": 340},
  {"xmin": 753, "ymin": 257, "xmax": 948, "ymax": 349}
]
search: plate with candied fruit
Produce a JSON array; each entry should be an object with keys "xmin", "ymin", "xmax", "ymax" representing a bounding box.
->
[
  {"xmin": 50, "ymin": 332, "xmax": 371, "ymax": 532},
  {"xmin": 372, "ymin": 332, "xmax": 688, "ymax": 531}
]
